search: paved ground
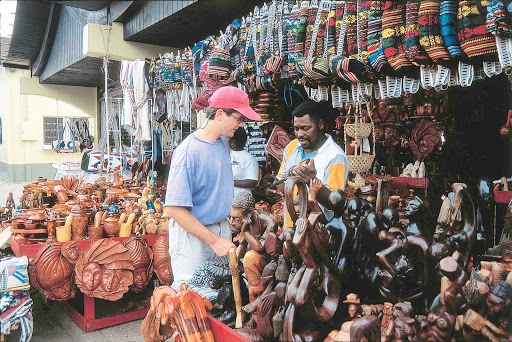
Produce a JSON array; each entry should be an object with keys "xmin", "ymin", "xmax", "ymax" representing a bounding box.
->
[
  {"xmin": 31, "ymin": 291, "xmax": 144, "ymax": 342},
  {"xmin": 0, "ymin": 180, "xmax": 145, "ymax": 341}
]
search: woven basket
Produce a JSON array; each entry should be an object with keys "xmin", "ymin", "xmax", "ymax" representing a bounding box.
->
[
  {"xmin": 344, "ymin": 122, "xmax": 373, "ymax": 140},
  {"xmin": 348, "ymin": 154, "xmax": 375, "ymax": 174}
]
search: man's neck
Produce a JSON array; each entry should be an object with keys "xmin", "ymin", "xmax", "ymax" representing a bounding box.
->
[{"xmin": 195, "ymin": 122, "xmax": 221, "ymax": 141}]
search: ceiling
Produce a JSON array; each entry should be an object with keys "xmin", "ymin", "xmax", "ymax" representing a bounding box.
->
[{"xmin": 124, "ymin": 0, "xmax": 265, "ymax": 48}]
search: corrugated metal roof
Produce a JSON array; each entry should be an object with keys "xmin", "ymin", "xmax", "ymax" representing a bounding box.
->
[
  {"xmin": 123, "ymin": 0, "xmax": 265, "ymax": 48},
  {"xmin": 54, "ymin": 1, "xmax": 113, "ymax": 11},
  {"xmin": 3, "ymin": 1, "xmax": 51, "ymax": 68}
]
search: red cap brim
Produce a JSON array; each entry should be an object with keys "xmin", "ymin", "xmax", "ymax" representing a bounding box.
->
[{"xmin": 234, "ymin": 105, "xmax": 261, "ymax": 121}]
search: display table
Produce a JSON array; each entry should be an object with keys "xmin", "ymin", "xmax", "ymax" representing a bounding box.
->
[{"xmin": 11, "ymin": 234, "xmax": 160, "ymax": 331}]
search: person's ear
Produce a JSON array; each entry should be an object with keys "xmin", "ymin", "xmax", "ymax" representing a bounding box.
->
[
  {"xmin": 214, "ymin": 109, "xmax": 224, "ymax": 120},
  {"xmin": 318, "ymin": 119, "xmax": 326, "ymax": 131}
]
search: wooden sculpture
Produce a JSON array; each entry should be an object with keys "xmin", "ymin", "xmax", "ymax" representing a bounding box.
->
[
  {"xmin": 29, "ymin": 241, "xmax": 79, "ymax": 301},
  {"xmin": 381, "ymin": 302, "xmax": 417, "ymax": 342},
  {"xmin": 376, "ymin": 228, "xmax": 429, "ymax": 306},
  {"xmin": 409, "ymin": 119, "xmax": 441, "ymax": 161},
  {"xmin": 152, "ymin": 235, "xmax": 173, "ymax": 286},
  {"xmin": 484, "ymin": 281, "xmax": 512, "ymax": 336},
  {"xmin": 425, "ymin": 254, "xmax": 467, "ymax": 342},
  {"xmin": 75, "ymin": 239, "xmax": 134, "ymax": 301},
  {"xmin": 325, "ymin": 294, "xmax": 382, "ymax": 342},
  {"xmin": 404, "ymin": 196, "xmax": 430, "ymax": 239},
  {"xmin": 145, "ymin": 284, "xmax": 214, "ymax": 342},
  {"xmin": 123, "ymin": 236, "xmax": 154, "ymax": 292},
  {"xmin": 430, "ymin": 183, "xmax": 476, "ymax": 267}
]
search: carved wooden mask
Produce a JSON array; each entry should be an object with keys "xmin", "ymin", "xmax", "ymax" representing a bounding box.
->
[
  {"xmin": 123, "ymin": 236, "xmax": 154, "ymax": 292},
  {"xmin": 75, "ymin": 239, "xmax": 134, "ymax": 301},
  {"xmin": 29, "ymin": 241, "xmax": 79, "ymax": 301},
  {"xmin": 153, "ymin": 235, "xmax": 173, "ymax": 285}
]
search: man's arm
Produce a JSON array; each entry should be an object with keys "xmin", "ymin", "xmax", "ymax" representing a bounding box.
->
[
  {"xmin": 234, "ymin": 179, "xmax": 258, "ymax": 188},
  {"xmin": 165, "ymin": 206, "xmax": 235, "ymax": 257}
]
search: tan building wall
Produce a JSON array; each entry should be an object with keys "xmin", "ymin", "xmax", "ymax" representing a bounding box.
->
[{"xmin": 0, "ymin": 68, "xmax": 97, "ymax": 181}]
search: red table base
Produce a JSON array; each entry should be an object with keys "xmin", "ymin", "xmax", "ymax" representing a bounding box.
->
[{"xmin": 61, "ymin": 294, "xmax": 149, "ymax": 332}]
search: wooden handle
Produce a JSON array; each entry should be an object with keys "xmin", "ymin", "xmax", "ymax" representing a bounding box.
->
[{"xmin": 229, "ymin": 248, "xmax": 244, "ymax": 329}]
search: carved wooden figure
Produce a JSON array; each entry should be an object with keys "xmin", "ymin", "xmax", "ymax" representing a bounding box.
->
[
  {"xmin": 123, "ymin": 236, "xmax": 153, "ymax": 292},
  {"xmin": 376, "ymin": 228, "xmax": 429, "ymax": 306},
  {"xmin": 152, "ymin": 235, "xmax": 173, "ymax": 285},
  {"xmin": 404, "ymin": 196, "xmax": 429, "ymax": 239},
  {"xmin": 75, "ymin": 239, "xmax": 134, "ymax": 301},
  {"xmin": 430, "ymin": 183, "xmax": 476, "ymax": 267},
  {"xmin": 29, "ymin": 241, "xmax": 79, "ymax": 301},
  {"xmin": 425, "ymin": 254, "xmax": 467, "ymax": 342}
]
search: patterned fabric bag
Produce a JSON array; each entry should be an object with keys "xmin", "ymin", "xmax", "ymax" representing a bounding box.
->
[
  {"xmin": 406, "ymin": 0, "xmax": 433, "ymax": 66},
  {"xmin": 487, "ymin": 0, "xmax": 512, "ymax": 36},
  {"xmin": 440, "ymin": 0, "xmax": 467, "ymax": 59},
  {"xmin": 155, "ymin": 89, "xmax": 167, "ymax": 123},
  {"xmin": 418, "ymin": 0, "xmax": 452, "ymax": 64},
  {"xmin": 208, "ymin": 47, "xmax": 233, "ymax": 80},
  {"xmin": 368, "ymin": 0, "xmax": 394, "ymax": 74},
  {"xmin": 457, "ymin": 0, "xmax": 498, "ymax": 61},
  {"xmin": 295, "ymin": 2, "xmax": 311, "ymax": 59},
  {"xmin": 382, "ymin": 1, "xmax": 416, "ymax": 74}
]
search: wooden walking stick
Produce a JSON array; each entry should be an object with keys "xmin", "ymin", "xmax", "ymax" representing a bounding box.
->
[{"xmin": 229, "ymin": 247, "xmax": 244, "ymax": 329}]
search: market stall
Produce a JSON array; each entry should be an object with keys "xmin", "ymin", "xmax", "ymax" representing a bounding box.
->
[{"xmin": 1, "ymin": 0, "xmax": 512, "ymax": 341}]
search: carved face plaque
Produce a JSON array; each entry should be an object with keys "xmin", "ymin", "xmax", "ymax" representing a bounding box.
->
[
  {"xmin": 83, "ymin": 262, "xmax": 102, "ymax": 291},
  {"xmin": 75, "ymin": 239, "xmax": 134, "ymax": 301},
  {"xmin": 152, "ymin": 235, "xmax": 173, "ymax": 285},
  {"xmin": 29, "ymin": 241, "xmax": 79, "ymax": 301},
  {"xmin": 123, "ymin": 236, "xmax": 154, "ymax": 292}
]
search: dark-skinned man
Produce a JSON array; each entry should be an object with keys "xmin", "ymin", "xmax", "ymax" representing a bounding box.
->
[{"xmin": 267, "ymin": 100, "xmax": 349, "ymax": 228}]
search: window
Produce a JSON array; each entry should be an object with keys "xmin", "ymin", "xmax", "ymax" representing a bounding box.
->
[
  {"xmin": 43, "ymin": 117, "xmax": 91, "ymax": 150},
  {"xmin": 43, "ymin": 117, "xmax": 63, "ymax": 146}
]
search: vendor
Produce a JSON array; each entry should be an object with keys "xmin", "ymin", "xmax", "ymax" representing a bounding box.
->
[
  {"xmin": 267, "ymin": 100, "xmax": 349, "ymax": 228},
  {"xmin": 230, "ymin": 127, "xmax": 259, "ymax": 196},
  {"xmin": 164, "ymin": 86, "xmax": 261, "ymax": 289}
]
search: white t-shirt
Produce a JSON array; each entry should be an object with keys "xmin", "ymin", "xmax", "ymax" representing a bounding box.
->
[{"xmin": 230, "ymin": 150, "xmax": 259, "ymax": 196}]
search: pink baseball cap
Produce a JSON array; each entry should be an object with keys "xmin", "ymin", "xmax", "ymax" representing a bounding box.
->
[{"xmin": 209, "ymin": 86, "xmax": 261, "ymax": 121}]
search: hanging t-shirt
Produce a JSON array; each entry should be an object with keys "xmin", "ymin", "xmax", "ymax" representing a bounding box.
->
[
  {"xmin": 165, "ymin": 134, "xmax": 234, "ymax": 225},
  {"xmin": 230, "ymin": 150, "xmax": 259, "ymax": 196}
]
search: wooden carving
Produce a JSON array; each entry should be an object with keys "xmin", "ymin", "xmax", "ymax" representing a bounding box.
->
[
  {"xmin": 152, "ymin": 235, "xmax": 173, "ymax": 285},
  {"xmin": 265, "ymin": 125, "xmax": 291, "ymax": 162},
  {"xmin": 409, "ymin": 119, "xmax": 441, "ymax": 161},
  {"xmin": 29, "ymin": 241, "xmax": 79, "ymax": 301},
  {"xmin": 430, "ymin": 183, "xmax": 476, "ymax": 266},
  {"xmin": 75, "ymin": 239, "xmax": 134, "ymax": 301},
  {"xmin": 123, "ymin": 236, "xmax": 154, "ymax": 292}
]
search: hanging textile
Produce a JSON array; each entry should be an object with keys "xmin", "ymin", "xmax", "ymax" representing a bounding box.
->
[
  {"xmin": 440, "ymin": 0, "xmax": 467, "ymax": 59},
  {"xmin": 295, "ymin": 1, "xmax": 310, "ymax": 59},
  {"xmin": 487, "ymin": 0, "xmax": 512, "ymax": 36},
  {"xmin": 382, "ymin": 1, "xmax": 416, "ymax": 74},
  {"xmin": 368, "ymin": 0, "xmax": 393, "ymax": 74},
  {"xmin": 120, "ymin": 60, "xmax": 135, "ymax": 127},
  {"xmin": 406, "ymin": 0, "xmax": 433, "ymax": 66},
  {"xmin": 418, "ymin": 0, "xmax": 452, "ymax": 64},
  {"xmin": 133, "ymin": 59, "xmax": 151, "ymax": 142},
  {"xmin": 457, "ymin": 0, "xmax": 498, "ymax": 61}
]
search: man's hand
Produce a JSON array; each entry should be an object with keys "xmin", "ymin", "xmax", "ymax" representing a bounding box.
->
[
  {"xmin": 210, "ymin": 236, "xmax": 236, "ymax": 257},
  {"xmin": 266, "ymin": 187, "xmax": 283, "ymax": 203},
  {"xmin": 291, "ymin": 163, "xmax": 316, "ymax": 183}
]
